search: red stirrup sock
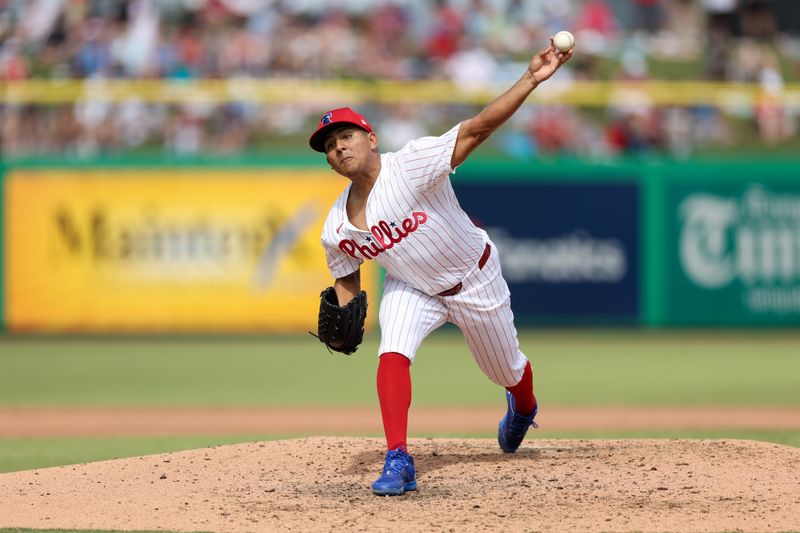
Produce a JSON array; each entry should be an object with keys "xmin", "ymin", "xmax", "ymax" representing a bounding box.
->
[
  {"xmin": 505, "ymin": 361, "xmax": 536, "ymax": 416},
  {"xmin": 376, "ymin": 352, "xmax": 412, "ymax": 451}
]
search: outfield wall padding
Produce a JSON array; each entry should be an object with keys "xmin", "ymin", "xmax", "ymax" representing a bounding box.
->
[{"xmin": 2, "ymin": 156, "xmax": 798, "ymax": 331}]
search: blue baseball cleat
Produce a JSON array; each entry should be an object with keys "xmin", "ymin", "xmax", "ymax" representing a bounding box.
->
[
  {"xmin": 371, "ymin": 447, "xmax": 417, "ymax": 496},
  {"xmin": 498, "ymin": 390, "xmax": 538, "ymax": 453}
]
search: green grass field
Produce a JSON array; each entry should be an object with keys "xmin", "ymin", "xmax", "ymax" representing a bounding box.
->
[
  {"xmin": 2, "ymin": 329, "xmax": 799, "ymax": 407},
  {"xmin": 1, "ymin": 329, "xmax": 799, "ymax": 474}
]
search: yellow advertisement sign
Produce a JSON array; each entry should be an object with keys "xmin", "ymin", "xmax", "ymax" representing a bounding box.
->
[{"xmin": 5, "ymin": 169, "xmax": 377, "ymax": 332}]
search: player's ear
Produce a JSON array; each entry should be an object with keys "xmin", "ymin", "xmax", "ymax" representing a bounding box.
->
[{"xmin": 368, "ymin": 131, "xmax": 378, "ymax": 151}]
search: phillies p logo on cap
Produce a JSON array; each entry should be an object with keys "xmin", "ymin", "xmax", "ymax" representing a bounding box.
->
[{"xmin": 309, "ymin": 107, "xmax": 373, "ymax": 152}]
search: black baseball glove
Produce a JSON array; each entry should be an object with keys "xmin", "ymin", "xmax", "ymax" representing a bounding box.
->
[{"xmin": 312, "ymin": 286, "xmax": 368, "ymax": 355}]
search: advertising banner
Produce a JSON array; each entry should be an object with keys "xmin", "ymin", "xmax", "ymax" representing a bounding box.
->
[
  {"xmin": 666, "ymin": 183, "xmax": 800, "ymax": 325},
  {"xmin": 4, "ymin": 169, "xmax": 377, "ymax": 332},
  {"xmin": 454, "ymin": 181, "xmax": 640, "ymax": 323}
]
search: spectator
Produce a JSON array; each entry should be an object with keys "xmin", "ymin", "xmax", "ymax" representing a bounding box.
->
[
  {"xmin": 740, "ymin": 0, "xmax": 777, "ymax": 41},
  {"xmin": 575, "ymin": 0, "xmax": 618, "ymax": 55},
  {"xmin": 425, "ymin": 0, "xmax": 465, "ymax": 60},
  {"xmin": 702, "ymin": 0, "xmax": 738, "ymax": 79},
  {"xmin": 634, "ymin": 0, "xmax": 666, "ymax": 33}
]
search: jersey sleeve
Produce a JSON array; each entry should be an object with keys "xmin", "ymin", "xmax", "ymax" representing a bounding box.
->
[
  {"xmin": 320, "ymin": 208, "xmax": 362, "ymax": 279},
  {"xmin": 322, "ymin": 237, "xmax": 362, "ymax": 279},
  {"xmin": 397, "ymin": 123, "xmax": 461, "ymax": 194}
]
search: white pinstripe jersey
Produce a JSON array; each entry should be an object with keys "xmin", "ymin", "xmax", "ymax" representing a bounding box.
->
[{"xmin": 321, "ymin": 123, "xmax": 490, "ymax": 296}]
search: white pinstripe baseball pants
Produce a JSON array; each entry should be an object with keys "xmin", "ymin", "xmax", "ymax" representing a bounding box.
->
[{"xmin": 377, "ymin": 243, "xmax": 529, "ymax": 387}]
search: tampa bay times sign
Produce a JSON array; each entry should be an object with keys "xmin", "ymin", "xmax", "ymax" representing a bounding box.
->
[{"xmin": 670, "ymin": 184, "xmax": 800, "ymax": 325}]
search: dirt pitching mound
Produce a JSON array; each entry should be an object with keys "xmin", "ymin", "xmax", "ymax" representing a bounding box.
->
[{"xmin": 1, "ymin": 437, "xmax": 798, "ymax": 533}]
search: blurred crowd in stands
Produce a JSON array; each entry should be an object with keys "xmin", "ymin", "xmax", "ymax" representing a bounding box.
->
[{"xmin": 0, "ymin": 0, "xmax": 798, "ymax": 159}]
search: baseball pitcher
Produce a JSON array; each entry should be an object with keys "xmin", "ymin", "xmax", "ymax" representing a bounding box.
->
[{"xmin": 311, "ymin": 38, "xmax": 573, "ymax": 495}]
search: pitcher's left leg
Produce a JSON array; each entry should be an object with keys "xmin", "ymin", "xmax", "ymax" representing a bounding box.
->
[
  {"xmin": 448, "ymin": 257, "xmax": 538, "ymax": 452},
  {"xmin": 448, "ymin": 267, "xmax": 529, "ymax": 388}
]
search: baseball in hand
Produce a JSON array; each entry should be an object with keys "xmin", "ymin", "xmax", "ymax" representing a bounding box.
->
[{"xmin": 553, "ymin": 31, "xmax": 575, "ymax": 53}]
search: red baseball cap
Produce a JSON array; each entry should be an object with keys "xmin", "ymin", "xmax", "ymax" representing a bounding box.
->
[{"xmin": 308, "ymin": 107, "xmax": 373, "ymax": 152}]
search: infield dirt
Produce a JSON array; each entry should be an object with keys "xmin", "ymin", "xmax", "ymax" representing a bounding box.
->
[{"xmin": 1, "ymin": 436, "xmax": 798, "ymax": 532}]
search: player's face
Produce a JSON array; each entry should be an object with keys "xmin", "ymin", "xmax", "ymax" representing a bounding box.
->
[{"xmin": 324, "ymin": 127, "xmax": 375, "ymax": 177}]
